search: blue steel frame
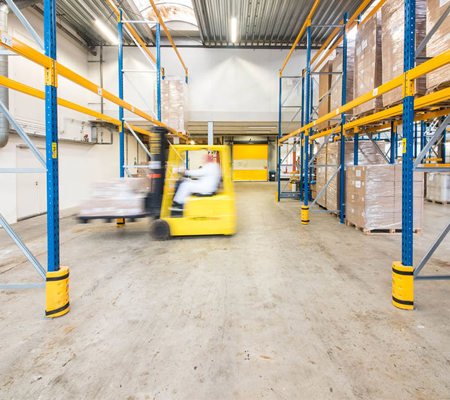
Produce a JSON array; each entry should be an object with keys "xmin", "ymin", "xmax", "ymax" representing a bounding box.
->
[
  {"xmin": 390, "ymin": 121, "xmax": 396, "ymax": 163},
  {"xmin": 300, "ymin": 73, "xmax": 305, "ymax": 200},
  {"xmin": 156, "ymin": 23, "xmax": 161, "ymax": 121},
  {"xmin": 402, "ymin": 0, "xmax": 415, "ymax": 267},
  {"xmin": 118, "ymin": 9, "xmax": 124, "ymax": 178},
  {"xmin": 44, "ymin": 0, "xmax": 59, "ymax": 272},
  {"xmin": 277, "ymin": 76, "xmax": 281, "ymax": 201},
  {"xmin": 339, "ymin": 13, "xmax": 348, "ymax": 223},
  {"xmin": 303, "ymin": 24, "xmax": 312, "ymax": 208}
]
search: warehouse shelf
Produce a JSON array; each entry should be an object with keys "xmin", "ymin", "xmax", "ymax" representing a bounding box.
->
[
  {"xmin": 277, "ymin": 0, "xmax": 450, "ymax": 308},
  {"xmin": 0, "ymin": 0, "xmax": 188, "ymax": 316}
]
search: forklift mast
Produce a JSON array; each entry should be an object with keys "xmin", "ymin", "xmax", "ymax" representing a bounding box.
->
[{"xmin": 148, "ymin": 126, "xmax": 168, "ymax": 218}]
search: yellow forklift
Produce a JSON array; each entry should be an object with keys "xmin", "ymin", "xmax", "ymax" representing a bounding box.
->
[{"xmin": 78, "ymin": 126, "xmax": 236, "ymax": 240}]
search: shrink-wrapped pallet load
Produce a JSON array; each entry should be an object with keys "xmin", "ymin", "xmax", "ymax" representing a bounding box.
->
[
  {"xmin": 346, "ymin": 165, "xmax": 424, "ymax": 232},
  {"xmin": 330, "ymin": 39, "xmax": 355, "ymax": 116},
  {"xmin": 353, "ymin": 12, "xmax": 383, "ymax": 115},
  {"xmin": 381, "ymin": 0, "xmax": 426, "ymax": 106},
  {"xmin": 317, "ymin": 61, "xmax": 332, "ymax": 131},
  {"xmin": 315, "ymin": 140, "xmax": 390, "ymax": 211},
  {"xmin": 425, "ymin": 0, "xmax": 450, "ymax": 91},
  {"xmin": 157, "ymin": 77, "xmax": 187, "ymax": 134},
  {"xmin": 426, "ymin": 172, "xmax": 450, "ymax": 203},
  {"xmin": 79, "ymin": 178, "xmax": 150, "ymax": 217},
  {"xmin": 315, "ymin": 143, "xmax": 328, "ymax": 208}
]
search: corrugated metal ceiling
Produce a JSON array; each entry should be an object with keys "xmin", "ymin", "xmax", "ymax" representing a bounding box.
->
[
  {"xmin": 28, "ymin": 0, "xmax": 369, "ymax": 49},
  {"xmin": 192, "ymin": 0, "xmax": 368, "ymax": 47},
  {"xmin": 32, "ymin": 0, "xmax": 154, "ymax": 50}
]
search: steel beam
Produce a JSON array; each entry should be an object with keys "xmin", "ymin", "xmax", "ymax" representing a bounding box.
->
[
  {"xmin": 44, "ymin": 0, "xmax": 59, "ymax": 272},
  {"xmin": 5, "ymin": 0, "xmax": 44, "ymax": 50},
  {"xmin": 124, "ymin": 120, "xmax": 152, "ymax": 160},
  {"xmin": 414, "ymin": 114, "xmax": 450, "ymax": 168},
  {"xmin": 414, "ymin": 222, "xmax": 450, "ymax": 277},
  {"xmin": 118, "ymin": 9, "xmax": 124, "ymax": 178},
  {"xmin": 401, "ymin": 0, "xmax": 415, "ymax": 267},
  {"xmin": 0, "ymin": 213, "xmax": 46, "ymax": 279}
]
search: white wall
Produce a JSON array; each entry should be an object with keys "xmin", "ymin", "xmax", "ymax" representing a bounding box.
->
[{"xmin": 92, "ymin": 45, "xmax": 309, "ymax": 122}]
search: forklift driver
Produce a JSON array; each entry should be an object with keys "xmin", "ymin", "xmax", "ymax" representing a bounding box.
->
[{"xmin": 171, "ymin": 153, "xmax": 221, "ymax": 212}]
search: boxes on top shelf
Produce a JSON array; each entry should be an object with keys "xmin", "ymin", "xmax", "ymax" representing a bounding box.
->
[
  {"xmin": 330, "ymin": 38, "xmax": 355, "ymax": 116},
  {"xmin": 425, "ymin": 0, "xmax": 450, "ymax": 91},
  {"xmin": 381, "ymin": 0, "xmax": 426, "ymax": 107},
  {"xmin": 353, "ymin": 11, "xmax": 383, "ymax": 115},
  {"xmin": 155, "ymin": 76, "xmax": 187, "ymax": 134},
  {"xmin": 317, "ymin": 61, "xmax": 332, "ymax": 131}
]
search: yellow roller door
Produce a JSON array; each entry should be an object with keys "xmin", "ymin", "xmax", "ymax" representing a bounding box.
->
[{"xmin": 233, "ymin": 144, "xmax": 268, "ymax": 181}]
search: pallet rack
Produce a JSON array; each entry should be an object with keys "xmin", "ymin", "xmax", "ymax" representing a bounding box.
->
[
  {"xmin": 0, "ymin": 0, "xmax": 188, "ymax": 314},
  {"xmin": 277, "ymin": 0, "xmax": 450, "ymax": 308}
]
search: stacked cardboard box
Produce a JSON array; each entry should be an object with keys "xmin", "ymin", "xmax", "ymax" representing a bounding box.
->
[
  {"xmin": 426, "ymin": 172, "xmax": 450, "ymax": 203},
  {"xmin": 315, "ymin": 141, "xmax": 390, "ymax": 210},
  {"xmin": 381, "ymin": 0, "xmax": 426, "ymax": 106},
  {"xmin": 315, "ymin": 143, "xmax": 328, "ymax": 208},
  {"xmin": 346, "ymin": 165, "xmax": 424, "ymax": 231},
  {"xmin": 79, "ymin": 178, "xmax": 150, "ymax": 217},
  {"xmin": 426, "ymin": 0, "xmax": 450, "ymax": 91},
  {"xmin": 330, "ymin": 39, "xmax": 355, "ymax": 116},
  {"xmin": 317, "ymin": 61, "xmax": 332, "ymax": 131},
  {"xmin": 353, "ymin": 12, "xmax": 383, "ymax": 115},
  {"xmin": 158, "ymin": 77, "xmax": 187, "ymax": 134}
]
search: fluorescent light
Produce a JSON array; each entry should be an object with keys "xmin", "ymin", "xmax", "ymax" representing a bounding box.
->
[
  {"xmin": 230, "ymin": 17, "xmax": 237, "ymax": 43},
  {"xmin": 95, "ymin": 19, "xmax": 119, "ymax": 45}
]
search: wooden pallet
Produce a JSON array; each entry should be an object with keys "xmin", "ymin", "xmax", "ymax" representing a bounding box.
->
[
  {"xmin": 345, "ymin": 220, "xmax": 422, "ymax": 235},
  {"xmin": 425, "ymin": 198, "xmax": 448, "ymax": 205}
]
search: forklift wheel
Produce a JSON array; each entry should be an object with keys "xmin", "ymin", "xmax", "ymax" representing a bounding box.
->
[{"xmin": 151, "ymin": 219, "xmax": 170, "ymax": 240}]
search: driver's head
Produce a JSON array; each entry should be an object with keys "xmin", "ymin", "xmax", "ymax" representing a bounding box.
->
[{"xmin": 205, "ymin": 153, "xmax": 214, "ymax": 163}]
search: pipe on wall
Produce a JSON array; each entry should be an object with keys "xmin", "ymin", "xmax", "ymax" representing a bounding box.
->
[{"xmin": 0, "ymin": 3, "xmax": 9, "ymax": 148}]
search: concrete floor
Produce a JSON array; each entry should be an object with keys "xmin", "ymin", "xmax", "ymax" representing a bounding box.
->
[{"xmin": 0, "ymin": 182, "xmax": 449, "ymax": 399}]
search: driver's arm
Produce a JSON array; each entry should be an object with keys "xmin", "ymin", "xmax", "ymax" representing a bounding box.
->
[{"xmin": 185, "ymin": 167, "xmax": 205, "ymax": 178}]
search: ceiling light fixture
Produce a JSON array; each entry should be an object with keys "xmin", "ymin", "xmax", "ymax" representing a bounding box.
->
[
  {"xmin": 230, "ymin": 17, "xmax": 237, "ymax": 43},
  {"xmin": 95, "ymin": 19, "xmax": 119, "ymax": 45}
]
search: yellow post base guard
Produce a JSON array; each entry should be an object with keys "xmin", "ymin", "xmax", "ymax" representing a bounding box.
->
[
  {"xmin": 116, "ymin": 218, "xmax": 125, "ymax": 227},
  {"xmin": 301, "ymin": 205, "xmax": 309, "ymax": 225},
  {"xmin": 45, "ymin": 266, "xmax": 70, "ymax": 318},
  {"xmin": 392, "ymin": 261, "xmax": 414, "ymax": 310}
]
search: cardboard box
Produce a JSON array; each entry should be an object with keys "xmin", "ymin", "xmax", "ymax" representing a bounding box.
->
[
  {"xmin": 317, "ymin": 61, "xmax": 332, "ymax": 131},
  {"xmin": 426, "ymin": 0, "xmax": 450, "ymax": 90},
  {"xmin": 79, "ymin": 178, "xmax": 149, "ymax": 217},
  {"xmin": 314, "ymin": 140, "xmax": 390, "ymax": 210},
  {"xmin": 346, "ymin": 165, "xmax": 424, "ymax": 231},
  {"xmin": 315, "ymin": 146, "xmax": 328, "ymax": 207},
  {"xmin": 381, "ymin": 0, "xmax": 426, "ymax": 106},
  {"xmin": 426, "ymin": 172, "xmax": 450, "ymax": 202},
  {"xmin": 353, "ymin": 12, "xmax": 383, "ymax": 115},
  {"xmin": 330, "ymin": 40, "xmax": 355, "ymax": 116}
]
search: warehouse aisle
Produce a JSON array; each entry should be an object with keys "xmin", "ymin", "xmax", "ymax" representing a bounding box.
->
[{"xmin": 0, "ymin": 183, "xmax": 449, "ymax": 399}]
